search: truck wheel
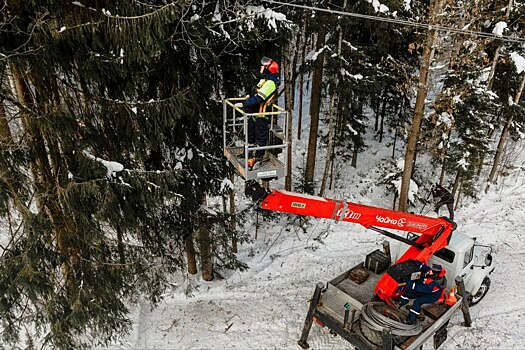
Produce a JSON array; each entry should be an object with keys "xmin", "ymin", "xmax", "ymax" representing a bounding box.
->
[{"xmin": 469, "ymin": 277, "xmax": 490, "ymax": 306}]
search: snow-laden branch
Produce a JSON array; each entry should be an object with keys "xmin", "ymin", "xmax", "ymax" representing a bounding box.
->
[{"xmin": 83, "ymin": 151, "xmax": 124, "ymax": 179}]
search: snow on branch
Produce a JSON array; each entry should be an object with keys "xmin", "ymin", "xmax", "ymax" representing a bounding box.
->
[
  {"xmin": 492, "ymin": 21, "xmax": 508, "ymax": 36},
  {"xmin": 246, "ymin": 5, "xmax": 288, "ymax": 31},
  {"xmin": 510, "ymin": 52, "xmax": 525, "ymax": 74},
  {"xmin": 83, "ymin": 151, "xmax": 124, "ymax": 179},
  {"xmin": 365, "ymin": 0, "xmax": 389, "ymax": 13}
]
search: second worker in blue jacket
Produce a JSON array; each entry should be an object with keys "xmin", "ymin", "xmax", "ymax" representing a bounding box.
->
[{"xmin": 398, "ymin": 261, "xmax": 447, "ymax": 324}]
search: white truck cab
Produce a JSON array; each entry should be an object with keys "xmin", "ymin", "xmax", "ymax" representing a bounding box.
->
[{"xmin": 402, "ymin": 231, "xmax": 495, "ymax": 306}]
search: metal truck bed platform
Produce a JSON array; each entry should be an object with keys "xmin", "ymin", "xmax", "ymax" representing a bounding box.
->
[
  {"xmin": 330, "ymin": 263, "xmax": 383, "ymax": 306},
  {"xmin": 299, "ymin": 260, "xmax": 469, "ymax": 350}
]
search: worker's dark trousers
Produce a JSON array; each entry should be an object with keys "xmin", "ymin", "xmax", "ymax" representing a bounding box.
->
[
  {"xmin": 445, "ymin": 202, "xmax": 454, "ymax": 221},
  {"xmin": 435, "ymin": 202, "xmax": 454, "ymax": 221},
  {"xmin": 399, "ymin": 289, "xmax": 440, "ymax": 323},
  {"xmin": 248, "ymin": 117, "xmax": 269, "ymax": 159}
]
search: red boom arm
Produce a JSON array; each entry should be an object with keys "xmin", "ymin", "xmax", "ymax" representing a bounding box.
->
[{"xmin": 260, "ymin": 190, "xmax": 455, "ymax": 302}]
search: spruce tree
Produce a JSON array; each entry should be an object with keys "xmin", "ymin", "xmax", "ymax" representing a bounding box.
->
[{"xmin": 0, "ymin": 1, "xmax": 290, "ymax": 348}]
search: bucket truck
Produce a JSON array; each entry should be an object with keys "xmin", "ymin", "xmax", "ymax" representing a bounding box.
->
[{"xmin": 261, "ymin": 190, "xmax": 495, "ymax": 350}]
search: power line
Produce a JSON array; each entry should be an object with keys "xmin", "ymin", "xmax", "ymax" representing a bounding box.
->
[{"xmin": 263, "ymin": 0, "xmax": 525, "ymax": 44}]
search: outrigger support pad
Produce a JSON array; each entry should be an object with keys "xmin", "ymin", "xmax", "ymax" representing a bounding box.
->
[{"xmin": 245, "ymin": 180, "xmax": 270, "ymax": 202}]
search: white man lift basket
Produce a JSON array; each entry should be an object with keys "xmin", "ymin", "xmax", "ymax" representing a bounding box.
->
[{"xmin": 223, "ymin": 98, "xmax": 289, "ymax": 181}]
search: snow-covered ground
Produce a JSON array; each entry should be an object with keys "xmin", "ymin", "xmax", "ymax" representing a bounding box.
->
[{"xmin": 102, "ymin": 119, "xmax": 525, "ymax": 350}]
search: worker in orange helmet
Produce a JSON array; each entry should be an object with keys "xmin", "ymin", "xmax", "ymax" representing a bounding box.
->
[
  {"xmin": 234, "ymin": 56, "xmax": 280, "ymax": 170},
  {"xmin": 397, "ymin": 262, "xmax": 447, "ymax": 324}
]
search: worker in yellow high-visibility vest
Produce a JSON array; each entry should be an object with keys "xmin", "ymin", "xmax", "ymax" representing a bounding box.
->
[{"xmin": 234, "ymin": 56, "xmax": 280, "ymax": 170}]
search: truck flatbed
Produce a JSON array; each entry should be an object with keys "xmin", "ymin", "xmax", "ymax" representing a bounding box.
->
[{"xmin": 299, "ymin": 259, "xmax": 467, "ymax": 350}]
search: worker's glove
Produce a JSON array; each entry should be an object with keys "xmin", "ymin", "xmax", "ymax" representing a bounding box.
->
[{"xmin": 233, "ymin": 102, "xmax": 244, "ymax": 108}]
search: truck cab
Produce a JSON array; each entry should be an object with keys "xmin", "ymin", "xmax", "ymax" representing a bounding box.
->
[{"xmin": 403, "ymin": 231, "xmax": 495, "ymax": 306}]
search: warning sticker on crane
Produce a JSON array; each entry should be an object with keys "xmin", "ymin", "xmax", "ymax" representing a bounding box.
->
[
  {"xmin": 291, "ymin": 202, "xmax": 306, "ymax": 209},
  {"xmin": 257, "ymin": 170, "xmax": 277, "ymax": 178}
]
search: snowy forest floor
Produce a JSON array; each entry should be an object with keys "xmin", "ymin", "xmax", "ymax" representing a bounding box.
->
[{"xmin": 102, "ymin": 121, "xmax": 525, "ymax": 350}]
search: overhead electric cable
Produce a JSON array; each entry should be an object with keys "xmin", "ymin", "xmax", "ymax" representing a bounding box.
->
[{"xmin": 263, "ymin": 0, "xmax": 525, "ymax": 44}]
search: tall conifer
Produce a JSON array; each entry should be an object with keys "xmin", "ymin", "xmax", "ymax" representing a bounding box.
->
[{"xmin": 0, "ymin": 1, "xmax": 290, "ymax": 347}]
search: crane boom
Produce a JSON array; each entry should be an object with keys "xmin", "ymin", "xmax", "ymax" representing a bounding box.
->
[{"xmin": 260, "ymin": 190, "xmax": 456, "ymax": 302}]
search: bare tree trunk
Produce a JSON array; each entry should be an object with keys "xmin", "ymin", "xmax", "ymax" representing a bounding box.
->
[
  {"xmin": 454, "ymin": 176, "xmax": 463, "ymax": 210},
  {"xmin": 374, "ymin": 96, "xmax": 381, "ymax": 132},
  {"xmin": 185, "ymin": 234, "xmax": 197, "ymax": 275},
  {"xmin": 229, "ymin": 174, "xmax": 237, "ymax": 253},
  {"xmin": 319, "ymin": 97, "xmax": 335, "ymax": 196},
  {"xmin": 351, "ymin": 145, "xmax": 358, "ymax": 168},
  {"xmin": 451, "ymin": 171, "xmax": 461, "ymax": 198},
  {"xmin": 319, "ymin": 3, "xmax": 345, "ymax": 196},
  {"xmin": 297, "ymin": 20, "xmax": 309, "ymax": 141},
  {"xmin": 486, "ymin": 73, "xmax": 525, "ymax": 192},
  {"xmin": 297, "ymin": 72, "xmax": 304, "ymax": 141},
  {"xmin": 399, "ymin": 0, "xmax": 442, "ymax": 212},
  {"xmin": 304, "ymin": 0, "xmax": 328, "ymax": 194},
  {"xmin": 477, "ymin": 0, "xmax": 521, "ymax": 180},
  {"xmin": 11, "ymin": 64, "xmax": 55, "ymax": 212},
  {"xmin": 487, "ymin": 0, "xmax": 513, "ymax": 90},
  {"xmin": 285, "ymin": 109, "xmax": 293, "ymax": 191},
  {"xmin": 284, "ymin": 42, "xmax": 294, "ymax": 191},
  {"xmin": 0, "ymin": 101, "xmax": 12, "ymax": 142},
  {"xmin": 11, "ymin": 64, "xmax": 81, "ymax": 294},
  {"xmin": 290, "ymin": 14, "xmax": 306, "ymax": 110},
  {"xmin": 479, "ymin": 0, "xmax": 514, "ymax": 177},
  {"xmin": 392, "ymin": 127, "xmax": 398, "ymax": 159},
  {"xmin": 392, "ymin": 191, "xmax": 398, "ymax": 210},
  {"xmin": 198, "ymin": 196, "xmax": 213, "ymax": 281},
  {"xmin": 116, "ymin": 225, "xmax": 126, "ymax": 265},
  {"xmin": 392, "ymin": 99, "xmax": 405, "ymax": 159},
  {"xmin": 0, "ymin": 101, "xmax": 29, "ymax": 216},
  {"xmin": 487, "ymin": 48, "xmax": 501, "ymax": 91},
  {"xmin": 438, "ymin": 129, "xmax": 451, "ymax": 184},
  {"xmin": 198, "ymin": 225, "xmax": 213, "ymax": 281},
  {"xmin": 379, "ymin": 98, "xmax": 386, "ymax": 143},
  {"xmin": 329, "ymin": 151, "xmax": 335, "ymax": 190}
]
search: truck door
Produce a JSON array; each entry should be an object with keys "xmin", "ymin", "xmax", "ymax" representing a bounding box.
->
[
  {"xmin": 430, "ymin": 247, "xmax": 456, "ymax": 289},
  {"xmin": 461, "ymin": 245, "xmax": 475, "ymax": 277},
  {"xmin": 462, "ymin": 244, "xmax": 493, "ymax": 294}
]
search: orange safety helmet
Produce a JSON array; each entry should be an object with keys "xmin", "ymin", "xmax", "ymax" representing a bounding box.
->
[{"xmin": 261, "ymin": 56, "xmax": 279, "ymax": 74}]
